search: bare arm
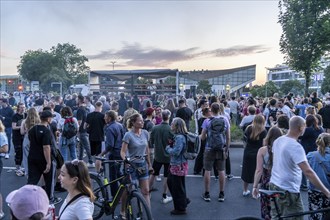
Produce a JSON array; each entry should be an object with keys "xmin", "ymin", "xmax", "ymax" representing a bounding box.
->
[
  {"xmin": 252, "ymin": 147, "xmax": 266, "ymax": 198},
  {"xmin": 20, "ymin": 120, "xmax": 26, "ymax": 135},
  {"xmin": 0, "ymin": 144, "xmax": 8, "ymax": 153},
  {"xmin": 43, "ymin": 145, "xmax": 51, "ymax": 173},
  {"xmin": 200, "ymin": 128, "xmax": 207, "ymax": 141},
  {"xmin": 120, "ymin": 142, "xmax": 128, "ymax": 160},
  {"xmin": 226, "ymin": 127, "xmax": 231, "ymax": 149},
  {"xmin": 299, "ymin": 161, "xmax": 330, "ymax": 198}
]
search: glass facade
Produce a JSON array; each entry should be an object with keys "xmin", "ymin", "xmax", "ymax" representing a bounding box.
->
[{"xmin": 179, "ymin": 65, "xmax": 256, "ymax": 92}]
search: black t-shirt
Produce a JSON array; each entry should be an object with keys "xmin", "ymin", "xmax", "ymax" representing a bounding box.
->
[
  {"xmin": 12, "ymin": 113, "xmax": 26, "ymax": 145},
  {"xmin": 76, "ymin": 106, "xmax": 87, "ymax": 133},
  {"xmin": 86, "ymin": 111, "xmax": 105, "ymax": 141},
  {"xmin": 176, "ymin": 107, "xmax": 193, "ymax": 122},
  {"xmin": 28, "ymin": 125, "xmax": 51, "ymax": 163}
]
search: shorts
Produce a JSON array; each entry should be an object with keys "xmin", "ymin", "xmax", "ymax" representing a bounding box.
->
[
  {"xmin": 203, "ymin": 149, "xmax": 225, "ymax": 171},
  {"xmin": 90, "ymin": 141, "xmax": 102, "ymax": 156},
  {"xmin": 131, "ymin": 161, "xmax": 149, "ymax": 181},
  {"xmin": 152, "ymin": 160, "xmax": 170, "ymax": 177}
]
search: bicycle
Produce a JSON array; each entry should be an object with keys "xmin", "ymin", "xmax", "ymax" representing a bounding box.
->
[
  {"xmin": 258, "ymin": 189, "xmax": 330, "ymax": 220},
  {"xmin": 89, "ymin": 156, "xmax": 153, "ymax": 220}
]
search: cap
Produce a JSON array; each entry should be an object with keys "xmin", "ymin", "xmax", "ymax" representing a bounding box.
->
[
  {"xmin": 40, "ymin": 110, "xmax": 53, "ymax": 119},
  {"xmin": 145, "ymin": 107, "xmax": 154, "ymax": 116},
  {"xmin": 6, "ymin": 185, "xmax": 49, "ymax": 220}
]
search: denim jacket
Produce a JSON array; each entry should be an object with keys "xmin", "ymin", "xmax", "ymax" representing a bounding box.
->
[
  {"xmin": 165, "ymin": 134, "xmax": 187, "ymax": 166},
  {"xmin": 307, "ymin": 147, "xmax": 330, "ymax": 191}
]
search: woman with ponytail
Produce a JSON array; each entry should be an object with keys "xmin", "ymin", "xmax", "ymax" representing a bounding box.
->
[{"xmin": 252, "ymin": 126, "xmax": 283, "ymax": 220}]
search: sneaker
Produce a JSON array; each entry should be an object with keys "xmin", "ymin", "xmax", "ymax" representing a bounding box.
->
[
  {"xmin": 170, "ymin": 209, "xmax": 187, "ymax": 215},
  {"xmin": 218, "ymin": 192, "xmax": 225, "ymax": 202},
  {"xmin": 202, "ymin": 193, "xmax": 211, "ymax": 202},
  {"xmin": 0, "ymin": 211, "xmax": 4, "ymax": 219},
  {"xmin": 214, "ymin": 176, "xmax": 219, "ymax": 181},
  {"xmin": 0, "ymin": 153, "xmax": 5, "ymax": 157},
  {"xmin": 5, "ymin": 154, "xmax": 9, "ymax": 159},
  {"xmin": 87, "ymin": 162, "xmax": 95, "ymax": 168},
  {"xmin": 226, "ymin": 174, "xmax": 234, "ymax": 180},
  {"xmin": 156, "ymin": 176, "xmax": 162, "ymax": 182},
  {"xmin": 243, "ymin": 190, "xmax": 251, "ymax": 197},
  {"xmin": 161, "ymin": 196, "xmax": 173, "ymax": 204},
  {"xmin": 50, "ymin": 197, "xmax": 62, "ymax": 205},
  {"xmin": 15, "ymin": 169, "xmax": 24, "ymax": 177}
]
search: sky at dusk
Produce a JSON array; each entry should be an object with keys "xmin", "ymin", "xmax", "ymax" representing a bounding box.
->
[{"xmin": 1, "ymin": 0, "xmax": 284, "ymax": 84}]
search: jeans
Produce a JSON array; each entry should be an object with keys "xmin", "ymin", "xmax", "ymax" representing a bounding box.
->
[
  {"xmin": 78, "ymin": 132, "xmax": 93, "ymax": 164},
  {"xmin": 5, "ymin": 127, "xmax": 12, "ymax": 154},
  {"xmin": 22, "ymin": 134, "xmax": 29, "ymax": 177},
  {"xmin": 60, "ymin": 136, "xmax": 77, "ymax": 162}
]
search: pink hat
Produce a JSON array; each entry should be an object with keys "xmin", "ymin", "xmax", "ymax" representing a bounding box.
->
[{"xmin": 6, "ymin": 185, "xmax": 49, "ymax": 220}]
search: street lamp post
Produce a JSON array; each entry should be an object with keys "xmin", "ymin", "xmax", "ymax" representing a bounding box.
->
[{"xmin": 110, "ymin": 61, "xmax": 116, "ymax": 70}]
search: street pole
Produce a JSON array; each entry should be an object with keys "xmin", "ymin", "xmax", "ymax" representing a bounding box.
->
[{"xmin": 110, "ymin": 61, "xmax": 116, "ymax": 70}]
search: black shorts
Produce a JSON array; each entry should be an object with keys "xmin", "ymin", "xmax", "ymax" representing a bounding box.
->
[
  {"xmin": 90, "ymin": 141, "xmax": 102, "ymax": 156},
  {"xmin": 152, "ymin": 160, "xmax": 170, "ymax": 177}
]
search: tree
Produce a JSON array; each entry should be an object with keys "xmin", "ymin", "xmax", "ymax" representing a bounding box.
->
[
  {"xmin": 250, "ymin": 81, "xmax": 279, "ymax": 98},
  {"xmin": 278, "ymin": 0, "xmax": 330, "ymax": 96},
  {"xmin": 321, "ymin": 65, "xmax": 330, "ymax": 94},
  {"xmin": 280, "ymin": 79, "xmax": 304, "ymax": 95},
  {"xmin": 197, "ymin": 80, "xmax": 212, "ymax": 94},
  {"xmin": 17, "ymin": 43, "xmax": 90, "ymax": 92}
]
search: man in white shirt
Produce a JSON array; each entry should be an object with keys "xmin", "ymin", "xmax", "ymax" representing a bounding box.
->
[
  {"xmin": 269, "ymin": 116, "xmax": 330, "ymax": 219},
  {"xmin": 278, "ymin": 98, "xmax": 293, "ymax": 118},
  {"xmin": 228, "ymin": 96, "xmax": 239, "ymax": 126}
]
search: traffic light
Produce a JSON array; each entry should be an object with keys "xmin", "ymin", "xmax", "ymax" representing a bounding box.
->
[{"xmin": 18, "ymin": 84, "xmax": 23, "ymax": 91}]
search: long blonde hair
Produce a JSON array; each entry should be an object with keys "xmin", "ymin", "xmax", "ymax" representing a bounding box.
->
[
  {"xmin": 248, "ymin": 114, "xmax": 265, "ymax": 140},
  {"xmin": 316, "ymin": 133, "xmax": 330, "ymax": 156},
  {"xmin": 25, "ymin": 107, "xmax": 41, "ymax": 130}
]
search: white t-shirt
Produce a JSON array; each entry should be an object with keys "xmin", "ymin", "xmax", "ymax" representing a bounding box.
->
[
  {"xmin": 228, "ymin": 100, "xmax": 239, "ymax": 114},
  {"xmin": 59, "ymin": 196, "xmax": 94, "ymax": 220},
  {"xmin": 270, "ymin": 136, "xmax": 307, "ymax": 193}
]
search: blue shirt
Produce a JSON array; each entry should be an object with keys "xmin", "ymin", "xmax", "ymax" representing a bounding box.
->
[
  {"xmin": 295, "ymin": 104, "xmax": 310, "ymax": 118},
  {"xmin": 307, "ymin": 148, "xmax": 330, "ymax": 191},
  {"xmin": 104, "ymin": 121, "xmax": 125, "ymax": 157}
]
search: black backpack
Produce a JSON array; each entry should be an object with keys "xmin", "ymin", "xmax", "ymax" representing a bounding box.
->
[
  {"xmin": 267, "ymin": 107, "xmax": 278, "ymax": 125},
  {"xmin": 207, "ymin": 117, "xmax": 226, "ymax": 151},
  {"xmin": 62, "ymin": 117, "xmax": 78, "ymax": 139},
  {"xmin": 183, "ymin": 132, "xmax": 201, "ymax": 160}
]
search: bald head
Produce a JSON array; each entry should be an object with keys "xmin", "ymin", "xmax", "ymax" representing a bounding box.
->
[{"xmin": 289, "ymin": 116, "xmax": 306, "ymax": 134}]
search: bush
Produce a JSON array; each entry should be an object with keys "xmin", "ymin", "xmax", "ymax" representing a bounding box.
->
[{"xmin": 230, "ymin": 124, "xmax": 244, "ymax": 142}]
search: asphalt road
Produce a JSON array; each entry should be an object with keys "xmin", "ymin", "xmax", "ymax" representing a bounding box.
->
[{"xmin": 1, "ymin": 147, "xmax": 309, "ymax": 220}]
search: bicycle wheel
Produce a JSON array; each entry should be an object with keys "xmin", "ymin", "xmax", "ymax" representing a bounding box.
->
[
  {"xmin": 126, "ymin": 191, "xmax": 153, "ymax": 220},
  {"xmin": 90, "ymin": 173, "xmax": 106, "ymax": 220}
]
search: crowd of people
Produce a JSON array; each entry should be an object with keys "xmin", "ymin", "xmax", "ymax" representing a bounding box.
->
[{"xmin": 0, "ymin": 90, "xmax": 329, "ymax": 219}]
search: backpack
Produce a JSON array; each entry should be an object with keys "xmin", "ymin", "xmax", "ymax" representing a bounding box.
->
[
  {"xmin": 62, "ymin": 117, "xmax": 78, "ymax": 139},
  {"xmin": 183, "ymin": 132, "xmax": 200, "ymax": 160},
  {"xmin": 207, "ymin": 117, "xmax": 226, "ymax": 151},
  {"xmin": 267, "ymin": 107, "xmax": 277, "ymax": 125}
]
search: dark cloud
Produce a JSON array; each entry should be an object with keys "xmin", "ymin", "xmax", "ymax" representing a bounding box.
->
[{"xmin": 87, "ymin": 43, "xmax": 270, "ymax": 67}]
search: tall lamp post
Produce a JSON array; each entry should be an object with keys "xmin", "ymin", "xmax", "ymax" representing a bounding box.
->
[{"xmin": 110, "ymin": 61, "xmax": 116, "ymax": 70}]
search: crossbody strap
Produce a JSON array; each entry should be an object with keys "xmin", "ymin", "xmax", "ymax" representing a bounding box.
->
[{"xmin": 58, "ymin": 193, "xmax": 84, "ymax": 220}]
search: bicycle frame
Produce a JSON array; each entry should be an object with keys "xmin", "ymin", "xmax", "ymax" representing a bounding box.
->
[{"xmin": 91, "ymin": 157, "xmax": 142, "ymax": 217}]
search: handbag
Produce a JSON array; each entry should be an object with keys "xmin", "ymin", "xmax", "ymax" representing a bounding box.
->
[{"xmin": 169, "ymin": 162, "xmax": 188, "ymax": 176}]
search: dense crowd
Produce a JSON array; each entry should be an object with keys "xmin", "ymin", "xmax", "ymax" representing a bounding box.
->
[{"xmin": 0, "ymin": 91, "xmax": 329, "ymax": 219}]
